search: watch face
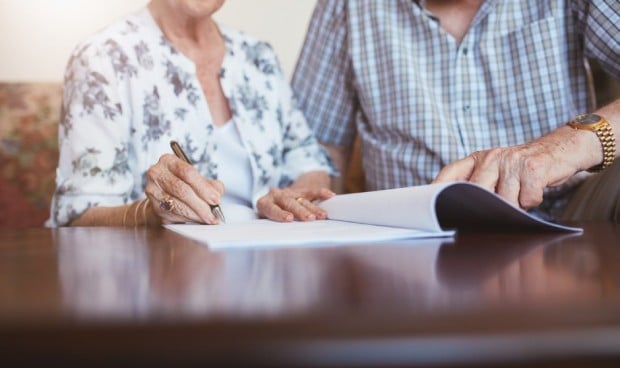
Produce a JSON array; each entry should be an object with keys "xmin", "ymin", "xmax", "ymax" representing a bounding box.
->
[{"xmin": 574, "ymin": 114, "xmax": 601, "ymax": 125}]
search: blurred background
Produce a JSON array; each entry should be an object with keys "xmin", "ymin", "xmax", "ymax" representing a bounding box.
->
[{"xmin": 0, "ymin": 0, "xmax": 316, "ymax": 82}]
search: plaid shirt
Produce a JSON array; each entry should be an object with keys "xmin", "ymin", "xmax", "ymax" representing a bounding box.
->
[{"xmin": 292, "ymin": 0, "xmax": 620, "ymax": 219}]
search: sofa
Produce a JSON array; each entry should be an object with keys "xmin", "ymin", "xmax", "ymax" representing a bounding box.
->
[{"xmin": 0, "ymin": 83, "xmax": 61, "ymax": 228}]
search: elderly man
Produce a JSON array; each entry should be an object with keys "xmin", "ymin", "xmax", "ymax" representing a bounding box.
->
[{"xmin": 293, "ymin": 0, "xmax": 620, "ymax": 222}]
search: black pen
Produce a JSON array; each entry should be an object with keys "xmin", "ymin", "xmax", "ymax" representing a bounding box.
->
[{"xmin": 170, "ymin": 140, "xmax": 226, "ymax": 224}]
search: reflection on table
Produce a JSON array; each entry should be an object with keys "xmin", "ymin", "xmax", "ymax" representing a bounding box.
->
[{"xmin": 50, "ymin": 226, "xmax": 618, "ymax": 320}]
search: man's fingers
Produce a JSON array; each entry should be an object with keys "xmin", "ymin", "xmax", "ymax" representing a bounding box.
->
[
  {"xmin": 433, "ymin": 156, "xmax": 475, "ymax": 183},
  {"xmin": 468, "ymin": 149, "xmax": 504, "ymax": 192},
  {"xmin": 435, "ymin": 135, "xmax": 579, "ymax": 211},
  {"xmin": 518, "ymin": 167, "xmax": 546, "ymax": 209},
  {"xmin": 496, "ymin": 164, "xmax": 521, "ymax": 208}
]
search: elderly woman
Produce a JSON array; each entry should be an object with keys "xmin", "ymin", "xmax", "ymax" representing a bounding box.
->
[{"xmin": 48, "ymin": 0, "xmax": 335, "ymax": 226}]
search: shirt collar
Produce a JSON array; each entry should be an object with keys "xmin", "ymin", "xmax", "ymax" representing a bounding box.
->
[{"xmin": 411, "ymin": 0, "xmax": 498, "ymax": 28}]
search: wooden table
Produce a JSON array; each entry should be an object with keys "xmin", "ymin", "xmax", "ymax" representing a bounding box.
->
[{"xmin": 1, "ymin": 224, "xmax": 620, "ymax": 367}]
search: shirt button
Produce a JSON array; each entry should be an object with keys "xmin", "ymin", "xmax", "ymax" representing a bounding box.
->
[
  {"xmin": 463, "ymin": 104, "xmax": 471, "ymax": 112},
  {"xmin": 462, "ymin": 47, "xmax": 468, "ymax": 55}
]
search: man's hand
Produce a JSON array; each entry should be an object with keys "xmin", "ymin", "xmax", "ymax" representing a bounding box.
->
[{"xmin": 433, "ymin": 126, "xmax": 601, "ymax": 209}]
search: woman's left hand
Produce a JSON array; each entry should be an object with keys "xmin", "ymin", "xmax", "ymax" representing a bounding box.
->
[{"xmin": 256, "ymin": 187, "xmax": 335, "ymax": 222}]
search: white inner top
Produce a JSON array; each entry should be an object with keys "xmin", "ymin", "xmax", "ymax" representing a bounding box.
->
[{"xmin": 213, "ymin": 120, "xmax": 254, "ymax": 208}]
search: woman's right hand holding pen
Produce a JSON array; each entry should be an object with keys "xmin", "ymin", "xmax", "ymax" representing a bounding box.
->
[{"xmin": 145, "ymin": 154, "xmax": 225, "ymax": 225}]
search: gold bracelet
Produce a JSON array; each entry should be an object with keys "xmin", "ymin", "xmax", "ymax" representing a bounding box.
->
[
  {"xmin": 122, "ymin": 202, "xmax": 133, "ymax": 227},
  {"xmin": 142, "ymin": 198, "xmax": 150, "ymax": 227},
  {"xmin": 134, "ymin": 199, "xmax": 147, "ymax": 227}
]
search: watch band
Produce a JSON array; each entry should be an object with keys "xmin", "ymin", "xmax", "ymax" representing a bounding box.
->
[{"xmin": 568, "ymin": 114, "xmax": 616, "ymax": 172}]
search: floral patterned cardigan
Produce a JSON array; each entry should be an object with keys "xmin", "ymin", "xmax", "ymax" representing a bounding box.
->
[{"xmin": 48, "ymin": 8, "xmax": 334, "ymax": 226}]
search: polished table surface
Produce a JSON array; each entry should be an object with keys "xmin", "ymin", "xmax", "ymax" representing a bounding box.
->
[{"xmin": 1, "ymin": 224, "xmax": 620, "ymax": 367}]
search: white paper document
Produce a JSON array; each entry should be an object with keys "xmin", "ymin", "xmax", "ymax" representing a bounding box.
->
[
  {"xmin": 319, "ymin": 182, "xmax": 581, "ymax": 233},
  {"xmin": 165, "ymin": 182, "xmax": 581, "ymax": 249},
  {"xmin": 165, "ymin": 220, "xmax": 454, "ymax": 249}
]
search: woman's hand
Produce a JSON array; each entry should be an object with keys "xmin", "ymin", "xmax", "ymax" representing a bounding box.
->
[
  {"xmin": 145, "ymin": 154, "xmax": 225, "ymax": 224},
  {"xmin": 257, "ymin": 171, "xmax": 334, "ymax": 222},
  {"xmin": 256, "ymin": 187, "xmax": 335, "ymax": 222}
]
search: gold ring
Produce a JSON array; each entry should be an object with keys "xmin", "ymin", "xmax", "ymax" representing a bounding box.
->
[
  {"xmin": 295, "ymin": 196, "xmax": 304, "ymax": 203},
  {"xmin": 159, "ymin": 196, "xmax": 175, "ymax": 212}
]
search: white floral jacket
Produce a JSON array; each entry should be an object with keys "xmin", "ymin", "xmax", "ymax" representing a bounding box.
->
[{"xmin": 48, "ymin": 8, "xmax": 333, "ymax": 226}]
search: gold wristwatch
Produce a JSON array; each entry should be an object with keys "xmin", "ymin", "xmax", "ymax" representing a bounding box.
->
[{"xmin": 567, "ymin": 113, "xmax": 616, "ymax": 172}]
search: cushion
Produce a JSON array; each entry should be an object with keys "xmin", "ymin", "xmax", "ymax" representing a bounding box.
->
[{"xmin": 0, "ymin": 83, "xmax": 62, "ymax": 228}]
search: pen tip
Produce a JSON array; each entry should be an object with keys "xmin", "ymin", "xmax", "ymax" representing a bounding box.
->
[{"xmin": 213, "ymin": 207, "xmax": 226, "ymax": 224}]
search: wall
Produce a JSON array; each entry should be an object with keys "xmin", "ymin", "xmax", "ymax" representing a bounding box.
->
[{"xmin": 0, "ymin": 0, "xmax": 316, "ymax": 82}]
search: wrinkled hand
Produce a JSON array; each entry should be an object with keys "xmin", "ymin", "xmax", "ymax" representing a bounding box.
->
[
  {"xmin": 145, "ymin": 154, "xmax": 225, "ymax": 224},
  {"xmin": 257, "ymin": 187, "xmax": 335, "ymax": 222},
  {"xmin": 433, "ymin": 128, "xmax": 590, "ymax": 209}
]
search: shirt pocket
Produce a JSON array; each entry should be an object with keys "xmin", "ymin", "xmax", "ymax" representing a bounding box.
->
[{"xmin": 480, "ymin": 15, "xmax": 574, "ymax": 144}]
